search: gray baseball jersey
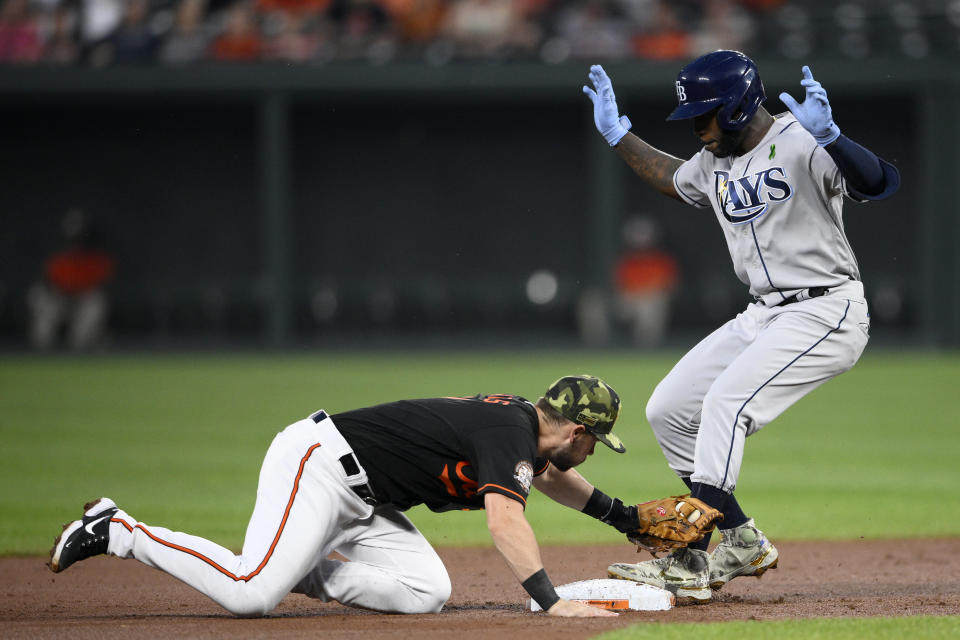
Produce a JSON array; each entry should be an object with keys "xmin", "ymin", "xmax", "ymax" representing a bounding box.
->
[
  {"xmin": 672, "ymin": 113, "xmax": 862, "ymax": 305},
  {"xmin": 646, "ymin": 113, "xmax": 872, "ymax": 492}
]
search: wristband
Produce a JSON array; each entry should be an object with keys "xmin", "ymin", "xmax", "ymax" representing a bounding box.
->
[
  {"xmin": 582, "ymin": 488, "xmax": 638, "ymax": 533},
  {"xmin": 603, "ymin": 115, "xmax": 632, "ymax": 147},
  {"xmin": 814, "ymin": 122, "xmax": 841, "ymax": 147},
  {"xmin": 521, "ymin": 568, "xmax": 560, "ymax": 611}
]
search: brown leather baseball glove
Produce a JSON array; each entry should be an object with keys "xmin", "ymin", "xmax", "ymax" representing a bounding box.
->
[{"xmin": 627, "ymin": 495, "xmax": 722, "ymax": 556}]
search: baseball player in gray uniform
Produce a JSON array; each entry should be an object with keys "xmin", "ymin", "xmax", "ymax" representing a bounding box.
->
[{"xmin": 582, "ymin": 50, "xmax": 900, "ymax": 603}]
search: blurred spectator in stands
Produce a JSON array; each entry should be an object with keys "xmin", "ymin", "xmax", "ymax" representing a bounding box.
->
[
  {"xmin": 739, "ymin": 0, "xmax": 784, "ymax": 12},
  {"xmin": 27, "ymin": 208, "xmax": 116, "ymax": 351},
  {"xmin": 442, "ymin": 0, "xmax": 513, "ymax": 59},
  {"xmin": 327, "ymin": 0, "xmax": 394, "ymax": 62},
  {"xmin": 159, "ymin": 0, "xmax": 211, "ymax": 64},
  {"xmin": 210, "ymin": 0, "xmax": 262, "ymax": 61},
  {"xmin": 208, "ymin": 0, "xmax": 241, "ymax": 11},
  {"xmin": 104, "ymin": 0, "xmax": 160, "ymax": 65},
  {"xmin": 576, "ymin": 214, "xmax": 679, "ymax": 347},
  {"xmin": 40, "ymin": 3, "xmax": 80, "ymax": 65},
  {"xmin": 689, "ymin": 0, "xmax": 755, "ymax": 55},
  {"xmin": 630, "ymin": 0, "xmax": 690, "ymax": 60},
  {"xmin": 261, "ymin": 5, "xmax": 326, "ymax": 61},
  {"xmin": 78, "ymin": 0, "xmax": 123, "ymax": 65},
  {"xmin": 257, "ymin": 0, "xmax": 330, "ymax": 13},
  {"xmin": 507, "ymin": 0, "xmax": 550, "ymax": 58},
  {"xmin": 612, "ymin": 215, "xmax": 678, "ymax": 347},
  {"xmin": 0, "ymin": 0, "xmax": 43, "ymax": 63},
  {"xmin": 550, "ymin": 0, "xmax": 632, "ymax": 61},
  {"xmin": 384, "ymin": 0, "xmax": 447, "ymax": 55}
]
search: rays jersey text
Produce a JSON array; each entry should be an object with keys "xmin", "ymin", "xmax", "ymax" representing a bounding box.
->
[{"xmin": 715, "ymin": 167, "xmax": 793, "ymax": 224}]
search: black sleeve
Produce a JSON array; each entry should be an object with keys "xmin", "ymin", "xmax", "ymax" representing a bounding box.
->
[{"xmin": 469, "ymin": 425, "xmax": 538, "ymax": 508}]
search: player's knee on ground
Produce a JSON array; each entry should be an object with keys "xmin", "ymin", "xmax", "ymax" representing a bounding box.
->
[
  {"xmin": 429, "ymin": 567, "xmax": 453, "ymax": 611},
  {"xmin": 390, "ymin": 556, "xmax": 451, "ymax": 614},
  {"xmin": 217, "ymin": 581, "xmax": 284, "ymax": 618},
  {"xmin": 351, "ymin": 569, "xmax": 450, "ymax": 614},
  {"xmin": 406, "ymin": 572, "xmax": 451, "ymax": 614},
  {"xmin": 307, "ymin": 556, "xmax": 451, "ymax": 614},
  {"xmin": 214, "ymin": 576, "xmax": 306, "ymax": 618}
]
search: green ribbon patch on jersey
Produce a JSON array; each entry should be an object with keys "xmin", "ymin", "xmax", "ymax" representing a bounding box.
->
[{"xmin": 769, "ymin": 144, "xmax": 776, "ymax": 160}]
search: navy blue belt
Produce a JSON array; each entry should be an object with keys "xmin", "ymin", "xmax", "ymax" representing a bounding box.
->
[
  {"xmin": 311, "ymin": 411, "xmax": 381, "ymax": 506},
  {"xmin": 776, "ymin": 286, "xmax": 828, "ymax": 307}
]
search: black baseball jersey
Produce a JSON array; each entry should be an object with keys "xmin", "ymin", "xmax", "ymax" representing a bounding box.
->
[{"xmin": 332, "ymin": 394, "xmax": 550, "ymax": 512}]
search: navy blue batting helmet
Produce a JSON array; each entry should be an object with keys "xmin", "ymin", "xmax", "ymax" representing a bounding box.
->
[{"xmin": 667, "ymin": 50, "xmax": 765, "ymax": 131}]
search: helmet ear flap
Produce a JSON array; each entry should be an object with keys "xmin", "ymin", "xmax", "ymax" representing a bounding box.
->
[
  {"xmin": 720, "ymin": 95, "xmax": 749, "ymax": 130},
  {"xmin": 718, "ymin": 66, "xmax": 764, "ymax": 131}
]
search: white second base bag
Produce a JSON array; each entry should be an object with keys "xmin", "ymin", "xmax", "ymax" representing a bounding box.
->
[{"xmin": 529, "ymin": 578, "xmax": 674, "ymax": 612}]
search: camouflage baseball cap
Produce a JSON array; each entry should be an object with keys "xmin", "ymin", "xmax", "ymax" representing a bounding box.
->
[{"xmin": 544, "ymin": 375, "xmax": 624, "ymax": 453}]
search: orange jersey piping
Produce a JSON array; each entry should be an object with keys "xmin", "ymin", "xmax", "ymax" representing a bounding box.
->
[{"xmin": 478, "ymin": 483, "xmax": 527, "ymax": 505}]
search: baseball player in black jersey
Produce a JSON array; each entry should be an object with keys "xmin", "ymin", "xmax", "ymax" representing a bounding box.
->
[{"xmin": 49, "ymin": 375, "xmax": 645, "ymax": 618}]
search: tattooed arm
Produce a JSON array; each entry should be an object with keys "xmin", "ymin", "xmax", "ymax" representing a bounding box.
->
[
  {"xmin": 583, "ymin": 65, "xmax": 684, "ymax": 201},
  {"xmin": 614, "ymin": 133, "xmax": 684, "ymax": 201}
]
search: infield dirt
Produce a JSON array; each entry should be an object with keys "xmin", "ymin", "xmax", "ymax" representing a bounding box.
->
[{"xmin": 5, "ymin": 539, "xmax": 959, "ymax": 639}]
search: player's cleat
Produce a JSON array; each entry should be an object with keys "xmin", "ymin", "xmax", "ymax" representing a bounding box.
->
[
  {"xmin": 708, "ymin": 518, "xmax": 779, "ymax": 590},
  {"xmin": 48, "ymin": 498, "xmax": 118, "ymax": 573},
  {"xmin": 607, "ymin": 547, "xmax": 712, "ymax": 604}
]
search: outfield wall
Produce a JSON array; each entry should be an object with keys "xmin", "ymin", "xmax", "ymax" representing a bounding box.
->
[{"xmin": 1, "ymin": 61, "xmax": 955, "ymax": 346}]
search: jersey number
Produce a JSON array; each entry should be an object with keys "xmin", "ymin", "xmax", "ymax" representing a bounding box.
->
[
  {"xmin": 483, "ymin": 394, "xmax": 515, "ymax": 405},
  {"xmin": 438, "ymin": 461, "xmax": 478, "ymax": 499}
]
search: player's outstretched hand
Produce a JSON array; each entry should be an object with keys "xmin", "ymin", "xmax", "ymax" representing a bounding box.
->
[
  {"xmin": 582, "ymin": 64, "xmax": 632, "ymax": 147},
  {"xmin": 778, "ymin": 65, "xmax": 841, "ymax": 146},
  {"xmin": 546, "ymin": 598, "xmax": 619, "ymax": 617}
]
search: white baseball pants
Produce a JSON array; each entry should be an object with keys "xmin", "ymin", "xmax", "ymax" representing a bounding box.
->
[
  {"xmin": 107, "ymin": 413, "xmax": 451, "ymax": 616},
  {"xmin": 646, "ymin": 280, "xmax": 870, "ymax": 492}
]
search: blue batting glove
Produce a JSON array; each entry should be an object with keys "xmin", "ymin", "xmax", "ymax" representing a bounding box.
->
[
  {"xmin": 778, "ymin": 65, "xmax": 841, "ymax": 146},
  {"xmin": 583, "ymin": 65, "xmax": 632, "ymax": 147}
]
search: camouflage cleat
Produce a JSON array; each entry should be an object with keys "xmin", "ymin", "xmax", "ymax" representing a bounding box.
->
[
  {"xmin": 708, "ymin": 518, "xmax": 779, "ymax": 590},
  {"xmin": 607, "ymin": 547, "xmax": 712, "ymax": 604}
]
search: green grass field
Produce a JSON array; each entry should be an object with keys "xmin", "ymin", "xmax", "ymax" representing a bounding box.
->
[
  {"xmin": 3, "ymin": 349, "xmax": 958, "ymax": 553},
  {"xmin": 3, "ymin": 349, "xmax": 958, "ymax": 637},
  {"xmin": 595, "ymin": 616, "xmax": 960, "ymax": 640}
]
